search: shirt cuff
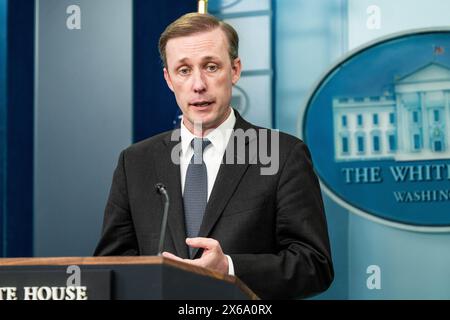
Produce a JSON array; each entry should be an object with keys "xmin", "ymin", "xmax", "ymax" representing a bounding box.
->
[{"xmin": 225, "ymin": 255, "xmax": 235, "ymax": 276}]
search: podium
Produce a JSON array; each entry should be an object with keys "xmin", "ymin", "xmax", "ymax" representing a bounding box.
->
[{"xmin": 0, "ymin": 256, "xmax": 258, "ymax": 300}]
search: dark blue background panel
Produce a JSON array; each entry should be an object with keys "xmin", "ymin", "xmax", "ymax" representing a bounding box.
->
[
  {"xmin": 133, "ymin": 0, "xmax": 196, "ymax": 142},
  {"xmin": 0, "ymin": 0, "xmax": 7, "ymax": 257},
  {"xmin": 3, "ymin": 0, "xmax": 34, "ymax": 257}
]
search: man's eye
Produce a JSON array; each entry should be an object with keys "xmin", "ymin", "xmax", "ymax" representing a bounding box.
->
[
  {"xmin": 178, "ymin": 67, "xmax": 190, "ymax": 75},
  {"xmin": 206, "ymin": 64, "xmax": 218, "ymax": 72}
]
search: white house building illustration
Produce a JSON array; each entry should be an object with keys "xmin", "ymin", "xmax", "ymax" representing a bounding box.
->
[{"xmin": 333, "ymin": 62, "xmax": 450, "ymax": 161}]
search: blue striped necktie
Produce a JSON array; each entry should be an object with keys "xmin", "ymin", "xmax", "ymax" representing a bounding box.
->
[{"xmin": 183, "ymin": 138, "xmax": 211, "ymax": 254}]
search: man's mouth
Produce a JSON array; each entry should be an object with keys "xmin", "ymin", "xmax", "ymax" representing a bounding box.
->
[{"xmin": 189, "ymin": 100, "xmax": 214, "ymax": 108}]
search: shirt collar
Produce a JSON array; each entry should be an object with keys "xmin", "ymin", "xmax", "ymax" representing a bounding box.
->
[{"xmin": 180, "ymin": 108, "xmax": 236, "ymax": 155}]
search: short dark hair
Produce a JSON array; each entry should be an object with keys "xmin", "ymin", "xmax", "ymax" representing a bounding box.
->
[{"xmin": 159, "ymin": 13, "xmax": 239, "ymax": 68}]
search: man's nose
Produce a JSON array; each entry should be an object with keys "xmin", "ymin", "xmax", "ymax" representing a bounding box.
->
[{"xmin": 191, "ymin": 70, "xmax": 207, "ymax": 93}]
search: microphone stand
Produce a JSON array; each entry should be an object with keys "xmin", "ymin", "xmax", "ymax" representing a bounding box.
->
[{"xmin": 155, "ymin": 183, "xmax": 170, "ymax": 256}]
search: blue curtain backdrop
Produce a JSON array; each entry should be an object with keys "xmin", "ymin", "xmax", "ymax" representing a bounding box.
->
[
  {"xmin": 0, "ymin": 0, "xmax": 34, "ymax": 258},
  {"xmin": 0, "ymin": 0, "xmax": 7, "ymax": 257},
  {"xmin": 133, "ymin": 0, "xmax": 196, "ymax": 142}
]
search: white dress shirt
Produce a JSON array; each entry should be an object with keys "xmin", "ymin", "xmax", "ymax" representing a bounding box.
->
[{"xmin": 180, "ymin": 108, "xmax": 236, "ymax": 275}]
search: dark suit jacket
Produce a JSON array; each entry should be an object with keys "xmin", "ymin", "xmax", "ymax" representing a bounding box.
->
[{"xmin": 94, "ymin": 111, "xmax": 334, "ymax": 299}]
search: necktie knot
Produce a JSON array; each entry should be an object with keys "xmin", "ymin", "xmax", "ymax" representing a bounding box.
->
[
  {"xmin": 191, "ymin": 138, "xmax": 211, "ymax": 164},
  {"xmin": 191, "ymin": 138, "xmax": 211, "ymax": 154}
]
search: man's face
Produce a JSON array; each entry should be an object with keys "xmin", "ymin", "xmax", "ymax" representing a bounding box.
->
[{"xmin": 163, "ymin": 28, "xmax": 241, "ymax": 135}]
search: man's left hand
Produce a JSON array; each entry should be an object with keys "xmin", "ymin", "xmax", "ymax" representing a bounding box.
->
[{"xmin": 162, "ymin": 237, "xmax": 229, "ymax": 274}]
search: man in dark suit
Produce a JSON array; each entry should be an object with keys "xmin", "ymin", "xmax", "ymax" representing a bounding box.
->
[{"xmin": 94, "ymin": 13, "xmax": 333, "ymax": 299}]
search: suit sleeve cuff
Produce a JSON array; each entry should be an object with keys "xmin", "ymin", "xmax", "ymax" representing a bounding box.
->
[{"xmin": 225, "ymin": 255, "xmax": 235, "ymax": 276}]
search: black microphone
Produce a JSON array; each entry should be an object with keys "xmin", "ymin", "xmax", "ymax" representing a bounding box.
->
[{"xmin": 155, "ymin": 183, "xmax": 170, "ymax": 256}]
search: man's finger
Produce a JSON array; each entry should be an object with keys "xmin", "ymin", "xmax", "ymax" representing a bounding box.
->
[
  {"xmin": 162, "ymin": 252, "xmax": 199, "ymax": 267},
  {"xmin": 186, "ymin": 237, "xmax": 217, "ymax": 249},
  {"xmin": 162, "ymin": 251, "xmax": 184, "ymax": 262}
]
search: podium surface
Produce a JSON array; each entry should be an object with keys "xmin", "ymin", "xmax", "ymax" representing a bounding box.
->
[{"xmin": 0, "ymin": 256, "xmax": 258, "ymax": 300}]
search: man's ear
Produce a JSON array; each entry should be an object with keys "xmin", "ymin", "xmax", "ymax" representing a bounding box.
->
[
  {"xmin": 231, "ymin": 57, "xmax": 242, "ymax": 85},
  {"xmin": 163, "ymin": 68, "xmax": 174, "ymax": 92}
]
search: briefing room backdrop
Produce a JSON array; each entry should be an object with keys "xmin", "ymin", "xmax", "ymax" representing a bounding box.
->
[{"xmin": 1, "ymin": 0, "xmax": 450, "ymax": 299}]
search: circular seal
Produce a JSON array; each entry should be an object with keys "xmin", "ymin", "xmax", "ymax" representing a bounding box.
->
[{"xmin": 300, "ymin": 28, "xmax": 450, "ymax": 232}]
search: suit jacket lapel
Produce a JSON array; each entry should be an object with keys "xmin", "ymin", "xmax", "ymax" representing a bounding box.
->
[{"xmin": 159, "ymin": 131, "xmax": 189, "ymax": 259}]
